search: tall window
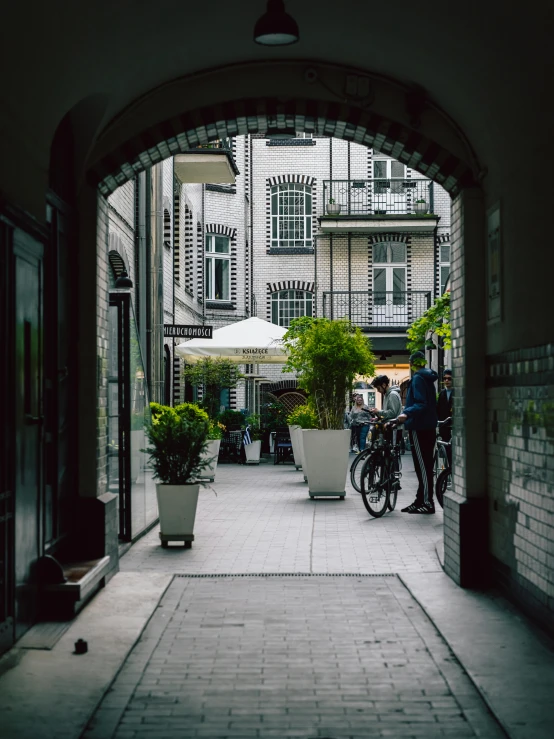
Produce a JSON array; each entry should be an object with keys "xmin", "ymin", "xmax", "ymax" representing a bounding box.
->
[
  {"xmin": 440, "ymin": 243, "xmax": 451, "ymax": 294},
  {"xmin": 271, "ymin": 183, "xmax": 312, "ymax": 249},
  {"xmin": 271, "ymin": 290, "xmax": 313, "ymax": 327},
  {"xmin": 205, "ymin": 234, "xmax": 230, "ymax": 301},
  {"xmin": 373, "ymin": 243, "xmax": 407, "ymax": 306}
]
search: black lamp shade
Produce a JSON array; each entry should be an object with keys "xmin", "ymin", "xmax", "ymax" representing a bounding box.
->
[
  {"xmin": 254, "ymin": 0, "xmax": 299, "ymax": 46},
  {"xmin": 115, "ymin": 269, "xmax": 133, "ymax": 289}
]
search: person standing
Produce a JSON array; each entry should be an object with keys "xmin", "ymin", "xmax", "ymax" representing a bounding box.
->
[
  {"xmin": 369, "ymin": 375, "xmax": 402, "ymax": 421},
  {"xmin": 349, "ymin": 394, "xmax": 372, "ymax": 452},
  {"xmin": 394, "ymin": 352, "xmax": 438, "ymax": 514},
  {"xmin": 437, "ymin": 368, "xmax": 454, "ymax": 467}
]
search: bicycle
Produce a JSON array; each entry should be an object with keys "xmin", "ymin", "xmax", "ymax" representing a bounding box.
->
[
  {"xmin": 435, "ymin": 417, "xmax": 452, "ymax": 508},
  {"xmin": 359, "ymin": 421, "xmax": 402, "ymax": 518},
  {"xmin": 349, "ymin": 416, "xmax": 380, "ymax": 493}
]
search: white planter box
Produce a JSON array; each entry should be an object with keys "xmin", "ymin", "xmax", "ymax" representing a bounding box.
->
[
  {"xmin": 288, "ymin": 425, "xmax": 303, "ymax": 469},
  {"xmin": 156, "ymin": 483, "xmax": 200, "ymax": 548},
  {"xmin": 244, "ymin": 440, "xmax": 262, "ymax": 464},
  {"xmin": 301, "ymin": 429, "xmax": 350, "ymax": 498},
  {"xmin": 199, "ymin": 439, "xmax": 221, "ymax": 481}
]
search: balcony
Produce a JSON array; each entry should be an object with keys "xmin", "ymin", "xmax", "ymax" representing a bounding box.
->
[
  {"xmin": 319, "ymin": 179, "xmax": 439, "ymax": 233},
  {"xmin": 322, "ymin": 291, "xmax": 432, "ymax": 330},
  {"xmin": 174, "ymin": 138, "xmax": 240, "ymax": 184}
]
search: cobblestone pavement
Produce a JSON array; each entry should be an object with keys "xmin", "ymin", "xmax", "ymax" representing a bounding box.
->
[
  {"xmin": 120, "ymin": 456, "xmax": 444, "ymax": 575},
  {"xmin": 84, "ymin": 575, "xmax": 505, "ymax": 739}
]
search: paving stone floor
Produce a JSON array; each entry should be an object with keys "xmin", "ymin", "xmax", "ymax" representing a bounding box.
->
[
  {"xmin": 84, "ymin": 575, "xmax": 505, "ymax": 739},
  {"xmin": 120, "ymin": 456, "xmax": 444, "ymax": 575}
]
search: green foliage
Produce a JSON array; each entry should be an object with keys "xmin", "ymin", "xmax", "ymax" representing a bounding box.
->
[
  {"xmin": 182, "ymin": 358, "xmax": 244, "ymax": 419},
  {"xmin": 144, "ymin": 402, "xmax": 210, "ymax": 484},
  {"xmin": 283, "ymin": 317, "xmax": 376, "ymax": 430},
  {"xmin": 217, "ymin": 408, "xmax": 245, "ymax": 429},
  {"xmin": 287, "ymin": 404, "xmax": 318, "ymax": 429},
  {"xmin": 245, "ymin": 414, "xmax": 263, "ymax": 441},
  {"xmin": 263, "ymin": 400, "xmax": 288, "ymax": 431},
  {"xmin": 407, "ymin": 292, "xmax": 451, "ymax": 353},
  {"xmin": 207, "ymin": 420, "xmax": 225, "ymax": 440}
]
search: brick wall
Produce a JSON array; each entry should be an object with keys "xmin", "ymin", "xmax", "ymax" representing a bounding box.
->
[{"xmin": 487, "ymin": 344, "xmax": 554, "ymax": 631}]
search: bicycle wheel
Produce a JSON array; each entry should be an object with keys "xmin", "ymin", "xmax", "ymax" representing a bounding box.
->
[
  {"xmin": 350, "ymin": 449, "xmax": 372, "ymax": 493},
  {"xmin": 436, "ymin": 468, "xmax": 450, "ymax": 509},
  {"xmin": 388, "ymin": 455, "xmax": 399, "ymax": 511},
  {"xmin": 360, "ymin": 456, "xmax": 389, "ymax": 518},
  {"xmin": 434, "ymin": 442, "xmax": 448, "ymax": 480}
]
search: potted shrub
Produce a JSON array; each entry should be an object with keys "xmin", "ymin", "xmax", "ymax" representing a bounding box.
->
[
  {"xmin": 326, "ymin": 197, "xmax": 342, "ymax": 216},
  {"xmin": 287, "ymin": 404, "xmax": 318, "ymax": 473},
  {"xmin": 244, "ymin": 414, "xmax": 263, "ymax": 464},
  {"xmin": 144, "ymin": 402, "xmax": 211, "ymax": 548},
  {"xmin": 414, "ymin": 198, "xmax": 428, "ymax": 215},
  {"xmin": 199, "ymin": 420, "xmax": 225, "ymax": 482},
  {"xmin": 283, "ymin": 317, "xmax": 376, "ymax": 498}
]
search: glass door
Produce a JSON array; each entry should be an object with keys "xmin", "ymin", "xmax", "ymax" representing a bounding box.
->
[
  {"xmin": 372, "ymin": 243, "xmax": 408, "ymax": 326},
  {"xmin": 372, "ymin": 160, "xmax": 406, "ymax": 214}
]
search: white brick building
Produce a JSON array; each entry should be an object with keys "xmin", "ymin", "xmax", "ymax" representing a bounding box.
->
[{"xmin": 106, "ymin": 135, "xmax": 450, "ymax": 414}]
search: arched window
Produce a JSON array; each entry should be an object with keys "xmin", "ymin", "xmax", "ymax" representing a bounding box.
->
[
  {"xmin": 271, "ymin": 183, "xmax": 312, "ymax": 249},
  {"xmin": 271, "ymin": 289, "xmax": 313, "ymax": 327}
]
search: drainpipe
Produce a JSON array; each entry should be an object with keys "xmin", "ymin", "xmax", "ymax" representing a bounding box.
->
[
  {"xmin": 150, "ymin": 164, "xmax": 164, "ymax": 404},
  {"xmin": 144, "ymin": 169, "xmax": 152, "ymax": 399}
]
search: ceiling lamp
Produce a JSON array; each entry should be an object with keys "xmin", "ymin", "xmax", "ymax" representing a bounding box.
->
[{"xmin": 254, "ymin": 0, "xmax": 299, "ymax": 46}]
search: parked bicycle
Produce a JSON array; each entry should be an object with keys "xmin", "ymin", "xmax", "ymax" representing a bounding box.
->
[
  {"xmin": 359, "ymin": 421, "xmax": 402, "ymax": 518},
  {"xmin": 349, "ymin": 415, "xmax": 380, "ymax": 493},
  {"xmin": 435, "ymin": 417, "xmax": 452, "ymax": 508}
]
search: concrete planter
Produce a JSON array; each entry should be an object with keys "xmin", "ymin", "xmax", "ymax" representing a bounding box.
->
[
  {"xmin": 156, "ymin": 483, "xmax": 200, "ymax": 548},
  {"xmin": 414, "ymin": 201, "xmax": 428, "ymax": 214},
  {"xmin": 244, "ymin": 440, "xmax": 262, "ymax": 464},
  {"xmin": 326, "ymin": 203, "xmax": 342, "ymax": 216},
  {"xmin": 199, "ymin": 439, "xmax": 221, "ymax": 481},
  {"xmin": 288, "ymin": 425, "xmax": 303, "ymax": 469},
  {"xmin": 301, "ymin": 429, "xmax": 350, "ymax": 498}
]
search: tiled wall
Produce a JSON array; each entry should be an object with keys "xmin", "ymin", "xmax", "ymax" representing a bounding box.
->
[{"xmin": 487, "ymin": 343, "xmax": 554, "ymax": 630}]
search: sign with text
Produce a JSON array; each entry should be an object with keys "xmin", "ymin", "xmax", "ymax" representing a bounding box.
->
[{"xmin": 164, "ymin": 325, "xmax": 213, "ymax": 339}]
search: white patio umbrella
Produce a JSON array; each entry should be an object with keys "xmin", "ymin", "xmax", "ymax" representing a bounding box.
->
[{"xmin": 174, "ymin": 317, "xmax": 289, "ymax": 364}]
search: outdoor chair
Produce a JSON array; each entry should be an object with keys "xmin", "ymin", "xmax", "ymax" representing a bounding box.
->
[
  {"xmin": 274, "ymin": 428, "xmax": 293, "ymax": 465},
  {"xmin": 219, "ymin": 425, "xmax": 243, "ymax": 463}
]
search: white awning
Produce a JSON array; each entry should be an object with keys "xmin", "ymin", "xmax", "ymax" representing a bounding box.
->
[{"xmin": 175, "ymin": 317, "xmax": 289, "ymax": 364}]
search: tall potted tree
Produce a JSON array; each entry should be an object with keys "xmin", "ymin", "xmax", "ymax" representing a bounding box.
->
[
  {"xmin": 182, "ymin": 357, "xmax": 244, "ymax": 419},
  {"xmin": 283, "ymin": 317, "xmax": 376, "ymax": 498},
  {"xmin": 144, "ymin": 402, "xmax": 212, "ymax": 548}
]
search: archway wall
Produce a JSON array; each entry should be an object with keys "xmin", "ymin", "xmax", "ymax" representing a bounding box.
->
[{"xmin": 88, "ymin": 62, "xmax": 480, "ymax": 197}]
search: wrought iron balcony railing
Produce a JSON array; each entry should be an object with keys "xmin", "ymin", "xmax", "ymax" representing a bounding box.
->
[
  {"xmin": 322, "ymin": 179, "xmax": 434, "ymax": 216},
  {"xmin": 322, "ymin": 291, "xmax": 432, "ymax": 328}
]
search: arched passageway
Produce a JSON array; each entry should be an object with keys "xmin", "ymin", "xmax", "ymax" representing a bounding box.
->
[{"xmin": 74, "ymin": 61, "xmax": 487, "ymax": 608}]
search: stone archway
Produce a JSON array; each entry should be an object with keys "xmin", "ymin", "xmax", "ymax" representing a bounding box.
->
[{"xmin": 78, "ymin": 60, "xmax": 487, "ymax": 591}]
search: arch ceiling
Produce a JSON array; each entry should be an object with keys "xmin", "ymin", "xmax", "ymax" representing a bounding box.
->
[{"xmin": 0, "ymin": 1, "xmax": 552, "ymax": 207}]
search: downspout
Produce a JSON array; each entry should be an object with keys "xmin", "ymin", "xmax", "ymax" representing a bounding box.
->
[
  {"xmin": 144, "ymin": 169, "xmax": 152, "ymax": 399},
  {"xmin": 151, "ymin": 164, "xmax": 164, "ymax": 404}
]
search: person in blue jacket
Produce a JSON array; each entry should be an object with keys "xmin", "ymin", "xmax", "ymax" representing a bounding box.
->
[{"xmin": 394, "ymin": 351, "xmax": 438, "ymax": 514}]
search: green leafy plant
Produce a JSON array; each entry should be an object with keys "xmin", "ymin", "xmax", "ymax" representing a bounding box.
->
[
  {"xmin": 144, "ymin": 402, "xmax": 211, "ymax": 484},
  {"xmin": 287, "ymin": 404, "xmax": 318, "ymax": 429},
  {"xmin": 207, "ymin": 420, "xmax": 226, "ymax": 440},
  {"xmin": 416, "ymin": 198, "xmax": 426, "ymax": 204},
  {"xmin": 407, "ymin": 292, "xmax": 451, "ymax": 353},
  {"xmin": 262, "ymin": 400, "xmax": 288, "ymax": 431},
  {"xmin": 182, "ymin": 358, "xmax": 244, "ymax": 419},
  {"xmin": 217, "ymin": 408, "xmax": 245, "ymax": 429},
  {"xmin": 245, "ymin": 414, "xmax": 263, "ymax": 441},
  {"xmin": 283, "ymin": 317, "xmax": 376, "ymax": 430},
  {"xmin": 328, "ymin": 197, "xmax": 336, "ymax": 204}
]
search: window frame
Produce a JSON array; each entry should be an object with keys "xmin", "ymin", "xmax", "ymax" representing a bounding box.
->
[
  {"xmin": 205, "ymin": 233, "xmax": 231, "ymax": 302},
  {"xmin": 271, "ymin": 289, "xmax": 314, "ymax": 328},
  {"xmin": 270, "ymin": 183, "xmax": 313, "ymax": 250}
]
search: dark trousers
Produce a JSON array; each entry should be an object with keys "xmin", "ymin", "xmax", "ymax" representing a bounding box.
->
[{"xmin": 409, "ymin": 429, "xmax": 436, "ymax": 505}]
